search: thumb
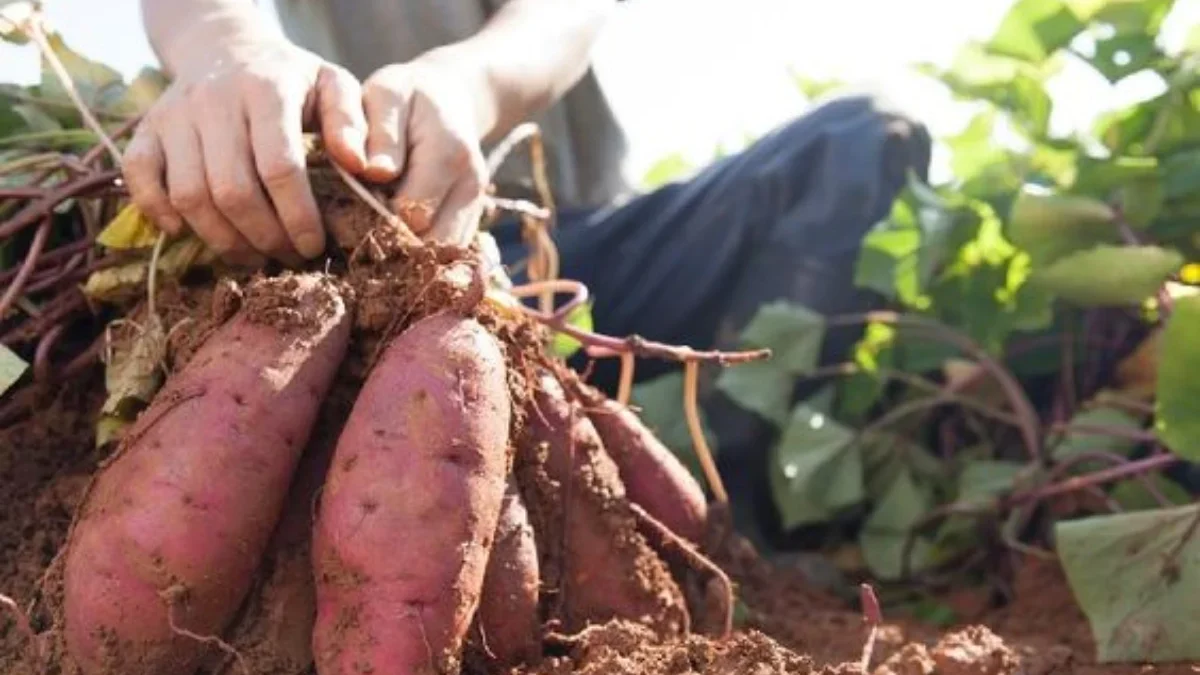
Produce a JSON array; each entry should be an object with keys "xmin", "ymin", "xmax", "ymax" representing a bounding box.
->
[
  {"xmin": 361, "ymin": 68, "xmax": 412, "ymax": 183},
  {"xmin": 316, "ymin": 64, "xmax": 368, "ymax": 173}
]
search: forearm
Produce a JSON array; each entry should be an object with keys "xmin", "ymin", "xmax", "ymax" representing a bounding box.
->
[
  {"xmin": 427, "ymin": 0, "xmax": 615, "ymax": 143},
  {"xmin": 141, "ymin": 0, "xmax": 289, "ymax": 78}
]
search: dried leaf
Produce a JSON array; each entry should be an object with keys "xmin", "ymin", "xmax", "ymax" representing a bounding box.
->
[
  {"xmin": 96, "ymin": 203, "xmax": 160, "ymax": 249},
  {"xmin": 97, "ymin": 315, "xmax": 166, "ymax": 445},
  {"xmin": 83, "ymin": 236, "xmax": 214, "ymax": 303},
  {"xmin": 0, "ymin": 1, "xmax": 36, "ymax": 45}
]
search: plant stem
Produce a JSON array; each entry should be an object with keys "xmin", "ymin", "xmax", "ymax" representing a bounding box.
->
[
  {"xmin": 617, "ymin": 352, "xmax": 635, "ymax": 405},
  {"xmin": 684, "ymin": 359, "xmax": 728, "ymax": 504},
  {"xmin": 20, "ymin": 16, "xmax": 124, "ymax": 165},
  {"xmin": 830, "ymin": 311, "xmax": 1043, "ymax": 462},
  {"xmin": 0, "ymin": 216, "xmax": 52, "ymax": 322},
  {"xmin": 1011, "ymin": 453, "xmax": 1179, "ymax": 505}
]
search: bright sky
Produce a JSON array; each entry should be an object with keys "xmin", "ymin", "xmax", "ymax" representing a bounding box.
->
[{"xmin": 2, "ymin": 0, "xmax": 1198, "ymax": 183}]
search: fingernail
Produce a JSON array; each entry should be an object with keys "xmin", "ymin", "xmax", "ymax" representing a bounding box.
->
[
  {"xmin": 341, "ymin": 128, "xmax": 366, "ymax": 164},
  {"xmin": 368, "ymin": 153, "xmax": 398, "ymax": 176}
]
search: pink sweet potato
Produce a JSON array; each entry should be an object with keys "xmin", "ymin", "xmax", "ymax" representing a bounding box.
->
[
  {"xmin": 520, "ymin": 373, "xmax": 688, "ymax": 637},
  {"xmin": 311, "ymin": 311, "xmax": 512, "ymax": 675},
  {"xmin": 474, "ymin": 479, "xmax": 541, "ymax": 667},
  {"xmin": 586, "ymin": 398, "xmax": 708, "ymax": 544},
  {"xmin": 63, "ymin": 273, "xmax": 351, "ymax": 675}
]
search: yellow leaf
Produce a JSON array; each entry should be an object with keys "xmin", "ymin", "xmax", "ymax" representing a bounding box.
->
[
  {"xmin": 83, "ymin": 236, "xmax": 214, "ymax": 302},
  {"xmin": 96, "ymin": 203, "xmax": 161, "ymax": 249}
]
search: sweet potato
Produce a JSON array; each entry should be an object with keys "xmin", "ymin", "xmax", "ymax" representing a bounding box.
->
[
  {"xmin": 63, "ymin": 273, "xmax": 352, "ymax": 675},
  {"xmin": 311, "ymin": 311, "xmax": 512, "ymax": 675},
  {"xmin": 586, "ymin": 398, "xmax": 708, "ymax": 544},
  {"xmin": 519, "ymin": 373, "xmax": 688, "ymax": 637},
  {"xmin": 473, "ymin": 479, "xmax": 541, "ymax": 667}
]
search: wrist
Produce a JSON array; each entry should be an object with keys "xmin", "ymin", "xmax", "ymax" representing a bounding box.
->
[
  {"xmin": 151, "ymin": 5, "xmax": 290, "ymax": 80},
  {"xmin": 415, "ymin": 44, "xmax": 502, "ymax": 141}
]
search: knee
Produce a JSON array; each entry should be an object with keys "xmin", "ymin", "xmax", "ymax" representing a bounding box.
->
[{"xmin": 746, "ymin": 93, "xmax": 932, "ymax": 252}]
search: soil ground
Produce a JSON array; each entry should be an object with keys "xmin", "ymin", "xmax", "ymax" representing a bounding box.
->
[{"xmin": 1, "ymin": 364, "xmax": 1196, "ymax": 675}]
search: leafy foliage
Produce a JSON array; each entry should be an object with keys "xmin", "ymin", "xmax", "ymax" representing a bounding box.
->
[
  {"xmin": 1057, "ymin": 504, "xmax": 1200, "ymax": 662},
  {"xmin": 635, "ymin": 0, "xmax": 1200, "ymax": 661}
]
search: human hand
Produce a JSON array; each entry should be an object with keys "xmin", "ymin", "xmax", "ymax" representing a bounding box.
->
[
  {"xmin": 123, "ymin": 42, "xmax": 368, "ymax": 266},
  {"xmin": 361, "ymin": 55, "xmax": 491, "ymax": 246}
]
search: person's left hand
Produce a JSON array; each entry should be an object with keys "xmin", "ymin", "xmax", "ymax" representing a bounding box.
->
[{"xmin": 360, "ymin": 55, "xmax": 491, "ymax": 246}]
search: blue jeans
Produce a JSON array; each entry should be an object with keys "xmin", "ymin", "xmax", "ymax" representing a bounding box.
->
[
  {"xmin": 493, "ymin": 95, "xmax": 933, "ymax": 537},
  {"xmin": 495, "ymin": 95, "xmax": 931, "ymax": 391}
]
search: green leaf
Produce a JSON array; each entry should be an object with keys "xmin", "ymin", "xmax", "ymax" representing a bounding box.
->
[
  {"xmin": 987, "ymin": 0, "xmax": 1087, "ymax": 63},
  {"xmin": 921, "ymin": 45, "xmax": 1054, "ymax": 136},
  {"xmin": 1155, "ymin": 296, "xmax": 1200, "ymax": 460},
  {"xmin": 737, "ymin": 301, "xmax": 826, "ymax": 372},
  {"xmin": 859, "ymin": 468, "xmax": 933, "ymax": 579},
  {"xmin": 1077, "ymin": 0, "xmax": 1175, "ymax": 82},
  {"xmin": 1007, "ymin": 188, "xmax": 1117, "ymax": 264},
  {"xmin": 1161, "ymin": 149, "xmax": 1200, "ymax": 201},
  {"xmin": 1116, "ymin": 177, "xmax": 1164, "ymax": 229},
  {"xmin": 630, "ymin": 372, "xmax": 718, "ymax": 481},
  {"xmin": 550, "ymin": 301, "xmax": 592, "ymax": 358},
  {"xmin": 1110, "ymin": 474, "xmax": 1191, "ymax": 511},
  {"xmin": 957, "ymin": 460, "xmax": 1026, "ymax": 506},
  {"xmin": 769, "ymin": 404, "xmax": 864, "ymax": 529},
  {"xmin": 1032, "ymin": 245, "xmax": 1182, "ymax": 306},
  {"xmin": 1056, "ymin": 503, "xmax": 1200, "ymax": 663},
  {"xmin": 1073, "ymin": 155, "xmax": 1158, "ymax": 197},
  {"xmin": 0, "ymin": 344, "xmax": 28, "ymax": 396},
  {"xmin": 1054, "ymin": 406, "xmax": 1145, "ymax": 461},
  {"xmin": 715, "ymin": 359, "xmax": 793, "ymax": 427},
  {"xmin": 38, "ymin": 32, "xmax": 131, "ymax": 118}
]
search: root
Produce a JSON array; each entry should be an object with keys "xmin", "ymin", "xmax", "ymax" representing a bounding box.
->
[
  {"xmin": 0, "ymin": 591, "xmax": 42, "ymax": 669},
  {"xmin": 629, "ymin": 502, "xmax": 734, "ymax": 638},
  {"xmin": 163, "ymin": 593, "xmax": 250, "ymax": 675}
]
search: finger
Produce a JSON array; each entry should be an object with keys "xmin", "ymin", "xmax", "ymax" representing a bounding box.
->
[
  {"xmin": 122, "ymin": 126, "xmax": 184, "ymax": 236},
  {"xmin": 393, "ymin": 141, "xmax": 469, "ymax": 237},
  {"xmin": 160, "ymin": 119, "xmax": 263, "ymax": 267},
  {"xmin": 316, "ymin": 64, "xmax": 368, "ymax": 173},
  {"xmin": 430, "ymin": 173, "xmax": 486, "ymax": 246},
  {"xmin": 362, "ymin": 74, "xmax": 410, "ymax": 182},
  {"xmin": 247, "ymin": 81, "xmax": 325, "ymax": 259},
  {"xmin": 197, "ymin": 101, "xmax": 303, "ymax": 266}
]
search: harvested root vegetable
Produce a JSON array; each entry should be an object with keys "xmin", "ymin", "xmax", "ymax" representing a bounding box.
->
[
  {"xmin": 584, "ymin": 396, "xmax": 708, "ymax": 544},
  {"xmin": 62, "ymin": 273, "xmax": 352, "ymax": 675},
  {"xmin": 519, "ymin": 371, "xmax": 689, "ymax": 637},
  {"xmin": 472, "ymin": 478, "xmax": 541, "ymax": 667},
  {"xmin": 312, "ymin": 311, "xmax": 512, "ymax": 675}
]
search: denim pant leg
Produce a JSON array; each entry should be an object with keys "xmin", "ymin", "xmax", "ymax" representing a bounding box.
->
[{"xmin": 496, "ymin": 94, "xmax": 932, "ymax": 392}]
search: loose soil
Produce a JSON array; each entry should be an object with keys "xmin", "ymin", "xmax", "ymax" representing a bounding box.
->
[{"xmin": 2, "ymin": 367, "xmax": 1196, "ymax": 675}]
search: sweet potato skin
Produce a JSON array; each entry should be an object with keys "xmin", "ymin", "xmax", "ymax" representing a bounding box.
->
[
  {"xmin": 474, "ymin": 479, "xmax": 540, "ymax": 667},
  {"xmin": 312, "ymin": 311, "xmax": 512, "ymax": 675},
  {"xmin": 587, "ymin": 399, "xmax": 708, "ymax": 544},
  {"xmin": 62, "ymin": 273, "xmax": 351, "ymax": 675},
  {"xmin": 520, "ymin": 373, "xmax": 688, "ymax": 637}
]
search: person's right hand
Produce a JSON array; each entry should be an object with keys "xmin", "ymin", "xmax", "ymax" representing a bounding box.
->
[{"xmin": 122, "ymin": 42, "xmax": 368, "ymax": 267}]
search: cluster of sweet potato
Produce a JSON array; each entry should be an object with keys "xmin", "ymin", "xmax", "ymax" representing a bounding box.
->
[{"xmin": 54, "ymin": 216, "xmax": 729, "ymax": 675}]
